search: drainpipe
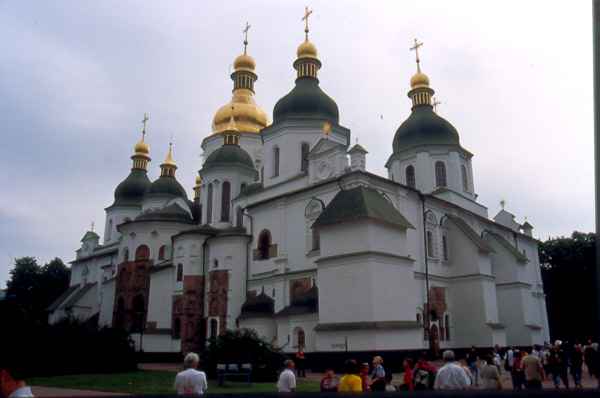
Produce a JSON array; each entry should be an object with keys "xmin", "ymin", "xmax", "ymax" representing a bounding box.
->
[
  {"xmin": 242, "ymin": 208, "xmax": 254, "ymax": 297},
  {"xmin": 419, "ymin": 193, "xmax": 432, "ymax": 354}
]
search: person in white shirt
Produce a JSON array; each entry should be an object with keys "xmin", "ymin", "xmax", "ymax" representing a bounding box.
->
[
  {"xmin": 174, "ymin": 353, "xmax": 208, "ymax": 395},
  {"xmin": 0, "ymin": 357, "xmax": 34, "ymax": 398},
  {"xmin": 434, "ymin": 350, "xmax": 471, "ymax": 390},
  {"xmin": 277, "ymin": 360, "xmax": 297, "ymax": 393}
]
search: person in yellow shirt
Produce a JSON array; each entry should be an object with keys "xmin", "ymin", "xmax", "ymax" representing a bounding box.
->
[{"xmin": 338, "ymin": 359, "xmax": 363, "ymax": 392}]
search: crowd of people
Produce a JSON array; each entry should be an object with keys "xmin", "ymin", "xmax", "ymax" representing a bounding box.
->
[{"xmin": 173, "ymin": 340, "xmax": 600, "ymax": 395}]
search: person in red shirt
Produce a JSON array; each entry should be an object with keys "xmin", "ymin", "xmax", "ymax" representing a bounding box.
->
[
  {"xmin": 295, "ymin": 347, "xmax": 306, "ymax": 377},
  {"xmin": 413, "ymin": 353, "xmax": 437, "ymax": 390},
  {"xmin": 401, "ymin": 358, "xmax": 415, "ymax": 391}
]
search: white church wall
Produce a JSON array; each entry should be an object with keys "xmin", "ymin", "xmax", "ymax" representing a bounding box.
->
[
  {"xmin": 69, "ymin": 283, "xmax": 99, "ymax": 322},
  {"xmin": 104, "ymin": 206, "xmax": 141, "ymax": 245},
  {"xmin": 99, "ymin": 279, "xmax": 115, "ymax": 327},
  {"xmin": 148, "ymin": 269, "xmax": 174, "ymax": 329},
  {"xmin": 316, "ymin": 328, "xmax": 423, "ymax": 352},
  {"xmin": 496, "ymin": 284, "xmax": 530, "ymax": 346},
  {"xmin": 276, "ymin": 314, "xmax": 318, "ymax": 353},
  {"xmin": 447, "ymin": 278, "xmax": 491, "ymax": 347}
]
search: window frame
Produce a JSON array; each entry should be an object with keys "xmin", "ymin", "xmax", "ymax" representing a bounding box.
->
[
  {"xmin": 435, "ymin": 161, "xmax": 447, "ymax": 188},
  {"xmin": 405, "ymin": 165, "xmax": 416, "ymax": 188}
]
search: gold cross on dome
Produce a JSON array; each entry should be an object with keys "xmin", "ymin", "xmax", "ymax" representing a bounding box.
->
[
  {"xmin": 141, "ymin": 112, "xmax": 149, "ymax": 139},
  {"xmin": 243, "ymin": 22, "xmax": 251, "ymax": 54},
  {"xmin": 410, "ymin": 38, "xmax": 424, "ymax": 73},
  {"xmin": 302, "ymin": 6, "xmax": 313, "ymax": 39}
]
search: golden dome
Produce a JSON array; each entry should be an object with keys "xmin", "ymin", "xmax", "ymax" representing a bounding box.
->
[
  {"xmin": 410, "ymin": 71, "xmax": 430, "ymax": 89},
  {"xmin": 297, "ymin": 39, "xmax": 318, "ymax": 59},
  {"xmin": 162, "ymin": 143, "xmax": 176, "ymax": 167},
  {"xmin": 195, "ymin": 175, "xmax": 202, "ymax": 185},
  {"xmin": 233, "ymin": 53, "xmax": 256, "ymax": 72},
  {"xmin": 212, "ymin": 92, "xmax": 268, "ymax": 134},
  {"xmin": 134, "ymin": 139, "xmax": 150, "ymax": 156}
]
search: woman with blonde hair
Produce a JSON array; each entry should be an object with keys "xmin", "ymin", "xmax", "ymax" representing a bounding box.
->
[{"xmin": 370, "ymin": 356, "xmax": 386, "ymax": 391}]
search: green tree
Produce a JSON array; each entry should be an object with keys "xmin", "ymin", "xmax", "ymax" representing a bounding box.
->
[
  {"xmin": 539, "ymin": 232, "xmax": 597, "ymax": 341},
  {"xmin": 5, "ymin": 256, "xmax": 70, "ymax": 324}
]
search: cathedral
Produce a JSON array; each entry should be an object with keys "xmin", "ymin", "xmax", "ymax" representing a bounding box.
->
[{"xmin": 48, "ymin": 16, "xmax": 550, "ymax": 355}]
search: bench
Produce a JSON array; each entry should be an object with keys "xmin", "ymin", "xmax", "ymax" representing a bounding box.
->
[{"xmin": 216, "ymin": 363, "xmax": 252, "ymax": 386}]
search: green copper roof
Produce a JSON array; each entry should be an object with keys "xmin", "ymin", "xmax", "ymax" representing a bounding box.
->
[
  {"xmin": 145, "ymin": 176, "xmax": 188, "ymax": 200},
  {"xmin": 80, "ymin": 231, "xmax": 99, "ymax": 242},
  {"xmin": 445, "ymin": 215, "xmax": 494, "ymax": 253},
  {"xmin": 484, "ymin": 231, "xmax": 528, "ymax": 263},
  {"xmin": 203, "ymin": 144, "xmax": 256, "ymax": 172},
  {"xmin": 113, "ymin": 169, "xmax": 152, "ymax": 206},
  {"xmin": 393, "ymin": 105, "xmax": 460, "ymax": 153},
  {"xmin": 313, "ymin": 185, "xmax": 414, "ymax": 230},
  {"xmin": 135, "ymin": 203, "xmax": 193, "ymax": 223},
  {"xmin": 273, "ymin": 77, "xmax": 339, "ymax": 124}
]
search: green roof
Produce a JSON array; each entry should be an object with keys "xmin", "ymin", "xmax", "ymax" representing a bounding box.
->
[
  {"xmin": 273, "ymin": 77, "xmax": 339, "ymax": 124},
  {"xmin": 393, "ymin": 105, "xmax": 460, "ymax": 153},
  {"xmin": 203, "ymin": 144, "xmax": 256, "ymax": 172},
  {"xmin": 484, "ymin": 231, "xmax": 528, "ymax": 263},
  {"xmin": 135, "ymin": 203, "xmax": 193, "ymax": 223},
  {"xmin": 113, "ymin": 169, "xmax": 152, "ymax": 206},
  {"xmin": 348, "ymin": 143, "xmax": 368, "ymax": 153},
  {"xmin": 445, "ymin": 215, "xmax": 494, "ymax": 253},
  {"xmin": 80, "ymin": 231, "xmax": 99, "ymax": 242},
  {"xmin": 313, "ymin": 185, "xmax": 414, "ymax": 230},
  {"xmin": 145, "ymin": 175, "xmax": 188, "ymax": 200}
]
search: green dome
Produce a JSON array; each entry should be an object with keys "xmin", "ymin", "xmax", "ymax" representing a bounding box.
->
[
  {"xmin": 273, "ymin": 77, "xmax": 339, "ymax": 124},
  {"xmin": 145, "ymin": 176, "xmax": 188, "ymax": 200},
  {"xmin": 393, "ymin": 105, "xmax": 460, "ymax": 153},
  {"xmin": 203, "ymin": 144, "xmax": 255, "ymax": 172},
  {"xmin": 113, "ymin": 169, "xmax": 151, "ymax": 206}
]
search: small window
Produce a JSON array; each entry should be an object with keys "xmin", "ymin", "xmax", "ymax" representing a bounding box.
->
[
  {"xmin": 158, "ymin": 245, "xmax": 167, "ymax": 260},
  {"xmin": 445, "ymin": 314, "xmax": 450, "ymax": 340},
  {"xmin": 107, "ymin": 219, "xmax": 113, "ymax": 241},
  {"xmin": 405, "ymin": 165, "xmax": 416, "ymax": 188},
  {"xmin": 294, "ymin": 327, "xmax": 306, "ymax": 349},
  {"xmin": 240, "ymin": 182, "xmax": 247, "ymax": 194},
  {"xmin": 236, "ymin": 207, "xmax": 243, "ymax": 227},
  {"xmin": 416, "ymin": 313, "xmax": 422, "ymax": 324},
  {"xmin": 312, "ymin": 228, "xmax": 320, "ymax": 251},
  {"xmin": 221, "ymin": 181, "xmax": 231, "ymax": 222},
  {"xmin": 461, "ymin": 165, "xmax": 469, "ymax": 192},
  {"xmin": 176, "ymin": 263, "xmax": 183, "ymax": 282},
  {"xmin": 426, "ymin": 230, "xmax": 435, "ymax": 257},
  {"xmin": 135, "ymin": 245, "xmax": 150, "ymax": 261},
  {"xmin": 173, "ymin": 318, "xmax": 181, "ymax": 339},
  {"xmin": 207, "ymin": 183, "xmax": 213, "ymax": 224},
  {"xmin": 210, "ymin": 318, "xmax": 219, "ymax": 338},
  {"xmin": 442, "ymin": 235, "xmax": 449, "ymax": 261},
  {"xmin": 435, "ymin": 161, "xmax": 447, "ymax": 188},
  {"xmin": 300, "ymin": 142, "xmax": 310, "ymax": 172},
  {"xmin": 123, "ymin": 248, "xmax": 129, "ymax": 262},
  {"xmin": 273, "ymin": 147, "xmax": 280, "ymax": 177},
  {"xmin": 213, "ymin": 259, "xmax": 219, "ymax": 269},
  {"xmin": 272, "ymin": 288, "xmax": 276, "ymax": 297},
  {"xmin": 257, "ymin": 229, "xmax": 272, "ymax": 260}
]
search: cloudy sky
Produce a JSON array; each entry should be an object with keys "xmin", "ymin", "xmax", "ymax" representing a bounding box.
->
[{"xmin": 0, "ymin": 1, "xmax": 593, "ymax": 288}]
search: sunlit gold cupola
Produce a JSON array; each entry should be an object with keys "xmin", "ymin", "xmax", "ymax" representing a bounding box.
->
[
  {"xmin": 132, "ymin": 113, "xmax": 151, "ymax": 170},
  {"xmin": 211, "ymin": 23, "xmax": 268, "ymax": 134},
  {"xmin": 408, "ymin": 38, "xmax": 434, "ymax": 109},
  {"xmin": 160, "ymin": 141, "xmax": 177, "ymax": 177},
  {"xmin": 294, "ymin": 6, "xmax": 321, "ymax": 79}
]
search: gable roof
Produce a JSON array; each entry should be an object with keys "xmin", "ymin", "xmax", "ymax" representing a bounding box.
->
[
  {"xmin": 313, "ymin": 185, "xmax": 414, "ymax": 230},
  {"xmin": 63, "ymin": 282, "xmax": 97, "ymax": 308},
  {"xmin": 348, "ymin": 143, "xmax": 368, "ymax": 154},
  {"xmin": 80, "ymin": 231, "xmax": 99, "ymax": 242},
  {"xmin": 484, "ymin": 231, "xmax": 528, "ymax": 263},
  {"xmin": 445, "ymin": 214, "xmax": 494, "ymax": 254}
]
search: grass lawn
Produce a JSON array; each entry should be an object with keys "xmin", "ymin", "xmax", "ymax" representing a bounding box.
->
[{"xmin": 30, "ymin": 370, "xmax": 320, "ymax": 394}]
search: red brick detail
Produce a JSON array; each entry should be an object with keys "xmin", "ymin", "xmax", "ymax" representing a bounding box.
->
[
  {"xmin": 112, "ymin": 260, "xmax": 152, "ymax": 332},
  {"xmin": 177, "ymin": 275, "xmax": 205, "ymax": 354},
  {"xmin": 290, "ymin": 277, "xmax": 311, "ymax": 303},
  {"xmin": 208, "ymin": 270, "xmax": 229, "ymax": 332}
]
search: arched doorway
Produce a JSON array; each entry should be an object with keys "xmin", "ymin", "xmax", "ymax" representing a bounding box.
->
[
  {"xmin": 430, "ymin": 324, "xmax": 440, "ymax": 357},
  {"xmin": 131, "ymin": 294, "xmax": 146, "ymax": 333}
]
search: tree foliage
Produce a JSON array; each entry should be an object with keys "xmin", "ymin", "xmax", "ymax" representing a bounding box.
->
[
  {"xmin": 5, "ymin": 257, "xmax": 70, "ymax": 324},
  {"xmin": 539, "ymin": 231, "xmax": 597, "ymax": 341}
]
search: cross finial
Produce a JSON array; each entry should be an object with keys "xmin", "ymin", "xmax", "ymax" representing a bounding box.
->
[
  {"xmin": 500, "ymin": 199, "xmax": 506, "ymax": 210},
  {"xmin": 410, "ymin": 38, "xmax": 424, "ymax": 73},
  {"xmin": 243, "ymin": 22, "xmax": 251, "ymax": 54},
  {"xmin": 90, "ymin": 221, "xmax": 95, "ymax": 232},
  {"xmin": 141, "ymin": 112, "xmax": 149, "ymax": 140},
  {"xmin": 432, "ymin": 97, "xmax": 442, "ymax": 112},
  {"xmin": 302, "ymin": 6, "xmax": 313, "ymax": 41}
]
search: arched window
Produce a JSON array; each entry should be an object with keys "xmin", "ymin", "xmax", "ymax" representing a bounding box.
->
[
  {"xmin": 240, "ymin": 182, "xmax": 247, "ymax": 194},
  {"xmin": 115, "ymin": 297, "xmax": 126, "ymax": 330},
  {"xmin": 273, "ymin": 147, "xmax": 280, "ymax": 177},
  {"xmin": 442, "ymin": 235, "xmax": 449, "ymax": 261},
  {"xmin": 173, "ymin": 318, "xmax": 181, "ymax": 339},
  {"xmin": 312, "ymin": 228, "xmax": 320, "ymax": 251},
  {"xmin": 236, "ymin": 206, "xmax": 243, "ymax": 227},
  {"xmin": 257, "ymin": 229, "xmax": 272, "ymax": 260},
  {"xmin": 131, "ymin": 294, "xmax": 146, "ymax": 333},
  {"xmin": 176, "ymin": 263, "xmax": 183, "ymax": 282},
  {"xmin": 207, "ymin": 183, "xmax": 213, "ymax": 224},
  {"xmin": 123, "ymin": 248, "xmax": 129, "ymax": 262},
  {"xmin": 221, "ymin": 181, "xmax": 231, "ymax": 222},
  {"xmin": 300, "ymin": 142, "xmax": 310, "ymax": 172},
  {"xmin": 461, "ymin": 165, "xmax": 469, "ymax": 192},
  {"xmin": 107, "ymin": 219, "xmax": 113, "ymax": 241},
  {"xmin": 405, "ymin": 165, "xmax": 416, "ymax": 188},
  {"xmin": 435, "ymin": 161, "xmax": 447, "ymax": 187},
  {"xmin": 209, "ymin": 318, "xmax": 219, "ymax": 338},
  {"xmin": 445, "ymin": 314, "xmax": 450, "ymax": 340},
  {"xmin": 135, "ymin": 245, "xmax": 150, "ymax": 261},
  {"xmin": 294, "ymin": 327, "xmax": 306, "ymax": 349},
  {"xmin": 426, "ymin": 230, "xmax": 435, "ymax": 257},
  {"xmin": 158, "ymin": 245, "xmax": 167, "ymax": 260}
]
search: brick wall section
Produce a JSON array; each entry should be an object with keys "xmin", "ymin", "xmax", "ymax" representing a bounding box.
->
[
  {"xmin": 112, "ymin": 260, "xmax": 151, "ymax": 331},
  {"xmin": 208, "ymin": 270, "xmax": 229, "ymax": 333},
  {"xmin": 179, "ymin": 275, "xmax": 205, "ymax": 354}
]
